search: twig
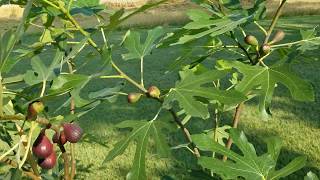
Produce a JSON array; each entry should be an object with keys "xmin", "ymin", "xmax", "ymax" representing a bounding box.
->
[
  {"xmin": 254, "ymin": 21, "xmax": 267, "ymax": 36},
  {"xmin": 168, "ymin": 109, "xmax": 200, "ymax": 158},
  {"xmin": 263, "ymin": 0, "xmax": 287, "ymax": 44},
  {"xmin": 111, "ymin": 61, "xmax": 147, "ymax": 93},
  {"xmin": 59, "ymin": 144, "xmax": 70, "ymax": 180},
  {"xmin": 0, "ymin": 75, "xmax": 3, "ymax": 116},
  {"xmin": 223, "ymin": 103, "xmax": 244, "ymax": 161},
  {"xmin": 230, "ymin": 32, "xmax": 254, "ymax": 64},
  {"xmin": 140, "ymin": 57, "xmax": 144, "ymax": 87},
  {"xmin": 67, "ymin": 57, "xmax": 76, "ymax": 180}
]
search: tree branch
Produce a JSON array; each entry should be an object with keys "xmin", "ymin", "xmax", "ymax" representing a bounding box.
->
[
  {"xmin": 168, "ymin": 109, "xmax": 200, "ymax": 158},
  {"xmin": 223, "ymin": 102, "xmax": 244, "ymax": 161},
  {"xmin": 263, "ymin": 0, "xmax": 287, "ymax": 44}
]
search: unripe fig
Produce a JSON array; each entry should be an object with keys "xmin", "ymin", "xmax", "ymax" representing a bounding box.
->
[
  {"xmin": 270, "ymin": 30, "xmax": 285, "ymax": 44},
  {"xmin": 27, "ymin": 101, "xmax": 45, "ymax": 120},
  {"xmin": 38, "ymin": 152, "xmax": 56, "ymax": 169},
  {"xmin": 244, "ymin": 35, "xmax": 258, "ymax": 46},
  {"xmin": 147, "ymin": 86, "xmax": 161, "ymax": 98},
  {"xmin": 32, "ymin": 132, "xmax": 53, "ymax": 158},
  {"xmin": 128, "ymin": 93, "xmax": 142, "ymax": 104},
  {"xmin": 52, "ymin": 131, "xmax": 67, "ymax": 145},
  {"xmin": 63, "ymin": 123, "xmax": 83, "ymax": 143},
  {"xmin": 262, "ymin": 44, "xmax": 271, "ymax": 54}
]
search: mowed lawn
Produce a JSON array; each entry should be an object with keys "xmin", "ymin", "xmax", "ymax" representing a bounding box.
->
[{"xmin": 0, "ymin": 15, "xmax": 320, "ymax": 179}]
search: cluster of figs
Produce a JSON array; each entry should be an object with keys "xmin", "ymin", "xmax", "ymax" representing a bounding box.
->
[
  {"xmin": 28, "ymin": 101, "xmax": 83, "ymax": 169},
  {"xmin": 127, "ymin": 85, "xmax": 161, "ymax": 104},
  {"xmin": 244, "ymin": 30, "xmax": 285, "ymax": 55}
]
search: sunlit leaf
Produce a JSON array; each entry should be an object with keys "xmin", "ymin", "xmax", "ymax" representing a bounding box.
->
[
  {"xmin": 164, "ymin": 69, "xmax": 246, "ymax": 119},
  {"xmin": 122, "ymin": 27, "xmax": 164, "ymax": 60},
  {"xmin": 192, "ymin": 129, "xmax": 306, "ymax": 179},
  {"xmin": 217, "ymin": 60, "xmax": 315, "ymax": 118}
]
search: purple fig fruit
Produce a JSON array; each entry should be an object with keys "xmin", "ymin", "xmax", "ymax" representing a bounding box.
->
[
  {"xmin": 38, "ymin": 152, "xmax": 56, "ymax": 169},
  {"xmin": 63, "ymin": 123, "xmax": 83, "ymax": 143},
  {"xmin": 32, "ymin": 132, "xmax": 53, "ymax": 158}
]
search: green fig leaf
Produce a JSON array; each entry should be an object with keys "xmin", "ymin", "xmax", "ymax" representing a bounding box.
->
[
  {"xmin": 164, "ymin": 69, "xmax": 246, "ymax": 119},
  {"xmin": 218, "ymin": 60, "xmax": 315, "ymax": 118},
  {"xmin": 122, "ymin": 26, "xmax": 164, "ymax": 60},
  {"xmin": 103, "ymin": 119, "xmax": 171, "ymax": 180},
  {"xmin": 192, "ymin": 129, "xmax": 306, "ymax": 179}
]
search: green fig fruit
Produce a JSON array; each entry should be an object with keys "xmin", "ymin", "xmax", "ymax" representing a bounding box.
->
[
  {"xmin": 27, "ymin": 101, "xmax": 44, "ymax": 120},
  {"xmin": 262, "ymin": 44, "xmax": 271, "ymax": 55},
  {"xmin": 128, "ymin": 93, "xmax": 142, "ymax": 104},
  {"xmin": 244, "ymin": 35, "xmax": 259, "ymax": 46},
  {"xmin": 147, "ymin": 86, "xmax": 160, "ymax": 98},
  {"xmin": 270, "ymin": 30, "xmax": 285, "ymax": 44}
]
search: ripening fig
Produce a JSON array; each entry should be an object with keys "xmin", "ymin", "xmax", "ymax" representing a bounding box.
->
[
  {"xmin": 270, "ymin": 30, "xmax": 285, "ymax": 44},
  {"xmin": 262, "ymin": 44, "xmax": 271, "ymax": 55},
  {"xmin": 32, "ymin": 132, "xmax": 53, "ymax": 158},
  {"xmin": 52, "ymin": 131, "xmax": 67, "ymax": 145},
  {"xmin": 38, "ymin": 152, "xmax": 56, "ymax": 169},
  {"xmin": 244, "ymin": 35, "xmax": 259, "ymax": 46},
  {"xmin": 63, "ymin": 123, "xmax": 83, "ymax": 143},
  {"xmin": 147, "ymin": 86, "xmax": 161, "ymax": 98},
  {"xmin": 128, "ymin": 93, "xmax": 142, "ymax": 104},
  {"xmin": 27, "ymin": 101, "xmax": 45, "ymax": 120}
]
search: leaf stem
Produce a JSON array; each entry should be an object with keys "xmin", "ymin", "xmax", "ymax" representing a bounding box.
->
[
  {"xmin": 40, "ymin": 80, "xmax": 46, "ymax": 97},
  {"xmin": 271, "ymin": 37, "xmax": 320, "ymax": 48},
  {"xmin": 263, "ymin": 0, "xmax": 287, "ymax": 44},
  {"xmin": 140, "ymin": 57, "xmax": 144, "ymax": 87},
  {"xmin": 254, "ymin": 21, "xmax": 267, "ymax": 35}
]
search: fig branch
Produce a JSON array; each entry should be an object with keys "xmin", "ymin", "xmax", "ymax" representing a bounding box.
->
[
  {"xmin": 223, "ymin": 103, "xmax": 244, "ymax": 161},
  {"xmin": 263, "ymin": 0, "xmax": 287, "ymax": 44},
  {"xmin": 67, "ymin": 53, "xmax": 76, "ymax": 180}
]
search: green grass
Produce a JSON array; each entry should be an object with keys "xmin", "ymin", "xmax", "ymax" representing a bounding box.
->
[{"xmin": 1, "ymin": 15, "xmax": 320, "ymax": 179}]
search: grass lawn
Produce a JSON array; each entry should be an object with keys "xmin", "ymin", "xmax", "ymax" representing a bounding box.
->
[{"xmin": 0, "ymin": 15, "xmax": 320, "ymax": 179}]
